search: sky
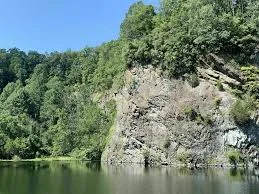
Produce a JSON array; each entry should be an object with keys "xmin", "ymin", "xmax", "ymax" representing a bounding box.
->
[{"xmin": 0, "ymin": 0, "xmax": 159, "ymax": 53}]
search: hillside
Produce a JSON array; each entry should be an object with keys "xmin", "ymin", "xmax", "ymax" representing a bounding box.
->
[{"xmin": 0, "ymin": 0, "xmax": 258, "ymax": 166}]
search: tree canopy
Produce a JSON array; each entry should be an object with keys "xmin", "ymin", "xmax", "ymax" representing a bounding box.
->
[{"xmin": 120, "ymin": 1, "xmax": 156, "ymax": 40}]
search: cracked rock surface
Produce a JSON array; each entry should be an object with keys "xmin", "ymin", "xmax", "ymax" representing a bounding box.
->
[{"xmin": 102, "ymin": 66, "xmax": 259, "ymax": 166}]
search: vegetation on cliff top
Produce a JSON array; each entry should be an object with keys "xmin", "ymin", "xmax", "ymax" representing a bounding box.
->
[{"xmin": 0, "ymin": 0, "xmax": 258, "ymax": 160}]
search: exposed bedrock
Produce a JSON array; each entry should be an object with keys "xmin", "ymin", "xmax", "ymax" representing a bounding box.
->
[{"xmin": 102, "ymin": 66, "xmax": 259, "ymax": 167}]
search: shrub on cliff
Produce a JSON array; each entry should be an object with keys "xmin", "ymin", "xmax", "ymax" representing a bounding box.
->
[
  {"xmin": 187, "ymin": 73, "xmax": 200, "ymax": 88},
  {"xmin": 241, "ymin": 65, "xmax": 259, "ymax": 99},
  {"xmin": 226, "ymin": 150, "xmax": 243, "ymax": 166},
  {"xmin": 229, "ymin": 95, "xmax": 257, "ymax": 125}
]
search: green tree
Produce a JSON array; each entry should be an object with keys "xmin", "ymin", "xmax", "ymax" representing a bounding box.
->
[{"xmin": 120, "ymin": 1, "xmax": 156, "ymax": 40}]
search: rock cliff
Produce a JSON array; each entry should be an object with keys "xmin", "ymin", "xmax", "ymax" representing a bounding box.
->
[{"xmin": 102, "ymin": 65, "xmax": 259, "ymax": 167}]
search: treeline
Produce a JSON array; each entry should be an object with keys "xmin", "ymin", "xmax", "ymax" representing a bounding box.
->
[
  {"xmin": 122, "ymin": 0, "xmax": 259, "ymax": 98},
  {"xmin": 0, "ymin": 42, "xmax": 124, "ymax": 160},
  {"xmin": 123, "ymin": 0, "xmax": 259, "ymax": 76},
  {"xmin": 0, "ymin": 0, "xmax": 258, "ymax": 160}
]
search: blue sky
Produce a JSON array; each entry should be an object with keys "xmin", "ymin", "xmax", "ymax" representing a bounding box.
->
[{"xmin": 0, "ymin": 0, "xmax": 159, "ymax": 53}]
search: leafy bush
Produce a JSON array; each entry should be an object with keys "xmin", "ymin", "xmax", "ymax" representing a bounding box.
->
[
  {"xmin": 229, "ymin": 95, "xmax": 257, "ymax": 125},
  {"xmin": 4, "ymin": 138, "xmax": 30, "ymax": 159},
  {"xmin": 187, "ymin": 74, "xmax": 200, "ymax": 88},
  {"xmin": 241, "ymin": 65, "xmax": 259, "ymax": 99},
  {"xmin": 226, "ymin": 150, "xmax": 243, "ymax": 166},
  {"xmin": 176, "ymin": 151, "xmax": 191, "ymax": 164},
  {"xmin": 12, "ymin": 155, "xmax": 21, "ymax": 161}
]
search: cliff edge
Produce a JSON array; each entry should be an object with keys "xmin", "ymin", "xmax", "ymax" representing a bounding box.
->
[{"xmin": 102, "ymin": 64, "xmax": 259, "ymax": 167}]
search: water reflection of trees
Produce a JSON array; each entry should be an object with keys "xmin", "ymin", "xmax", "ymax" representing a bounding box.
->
[
  {"xmin": 0, "ymin": 161, "xmax": 259, "ymax": 194},
  {"xmin": 228, "ymin": 168, "xmax": 259, "ymax": 183}
]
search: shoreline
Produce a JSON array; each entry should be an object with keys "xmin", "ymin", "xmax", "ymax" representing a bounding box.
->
[
  {"xmin": 0, "ymin": 157, "xmax": 80, "ymax": 162},
  {"xmin": 0, "ymin": 159, "xmax": 257, "ymax": 169},
  {"xmin": 100, "ymin": 161, "xmax": 259, "ymax": 169}
]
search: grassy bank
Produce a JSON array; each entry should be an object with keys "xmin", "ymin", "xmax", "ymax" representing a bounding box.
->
[{"xmin": 0, "ymin": 157, "xmax": 79, "ymax": 162}]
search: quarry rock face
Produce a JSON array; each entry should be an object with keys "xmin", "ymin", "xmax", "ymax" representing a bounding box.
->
[{"xmin": 102, "ymin": 66, "xmax": 259, "ymax": 166}]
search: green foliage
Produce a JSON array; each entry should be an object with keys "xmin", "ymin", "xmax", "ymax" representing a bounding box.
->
[
  {"xmin": 0, "ymin": 43, "xmax": 119, "ymax": 160},
  {"xmin": 187, "ymin": 73, "xmax": 200, "ymax": 88},
  {"xmin": 4, "ymin": 138, "xmax": 29, "ymax": 159},
  {"xmin": 183, "ymin": 106, "xmax": 213, "ymax": 126},
  {"xmin": 126, "ymin": 0, "xmax": 259, "ymax": 77},
  {"xmin": 120, "ymin": 1, "xmax": 155, "ymax": 40},
  {"xmin": 12, "ymin": 155, "xmax": 21, "ymax": 161},
  {"xmin": 241, "ymin": 65, "xmax": 259, "ymax": 99},
  {"xmin": 159, "ymin": 0, "xmax": 181, "ymax": 16},
  {"xmin": 88, "ymin": 41, "xmax": 126, "ymax": 91},
  {"xmin": 229, "ymin": 95, "xmax": 257, "ymax": 125},
  {"xmin": 226, "ymin": 150, "xmax": 243, "ymax": 165},
  {"xmin": 0, "ymin": 49, "xmax": 44, "ymax": 91},
  {"xmin": 176, "ymin": 150, "xmax": 191, "ymax": 164}
]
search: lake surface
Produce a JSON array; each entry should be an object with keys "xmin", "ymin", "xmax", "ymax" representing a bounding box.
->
[{"xmin": 0, "ymin": 161, "xmax": 258, "ymax": 194}]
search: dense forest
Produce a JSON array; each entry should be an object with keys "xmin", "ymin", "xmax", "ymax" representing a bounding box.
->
[{"xmin": 0, "ymin": 0, "xmax": 258, "ymax": 160}]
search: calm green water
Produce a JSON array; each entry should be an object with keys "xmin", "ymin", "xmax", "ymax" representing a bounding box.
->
[{"xmin": 0, "ymin": 161, "xmax": 258, "ymax": 194}]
